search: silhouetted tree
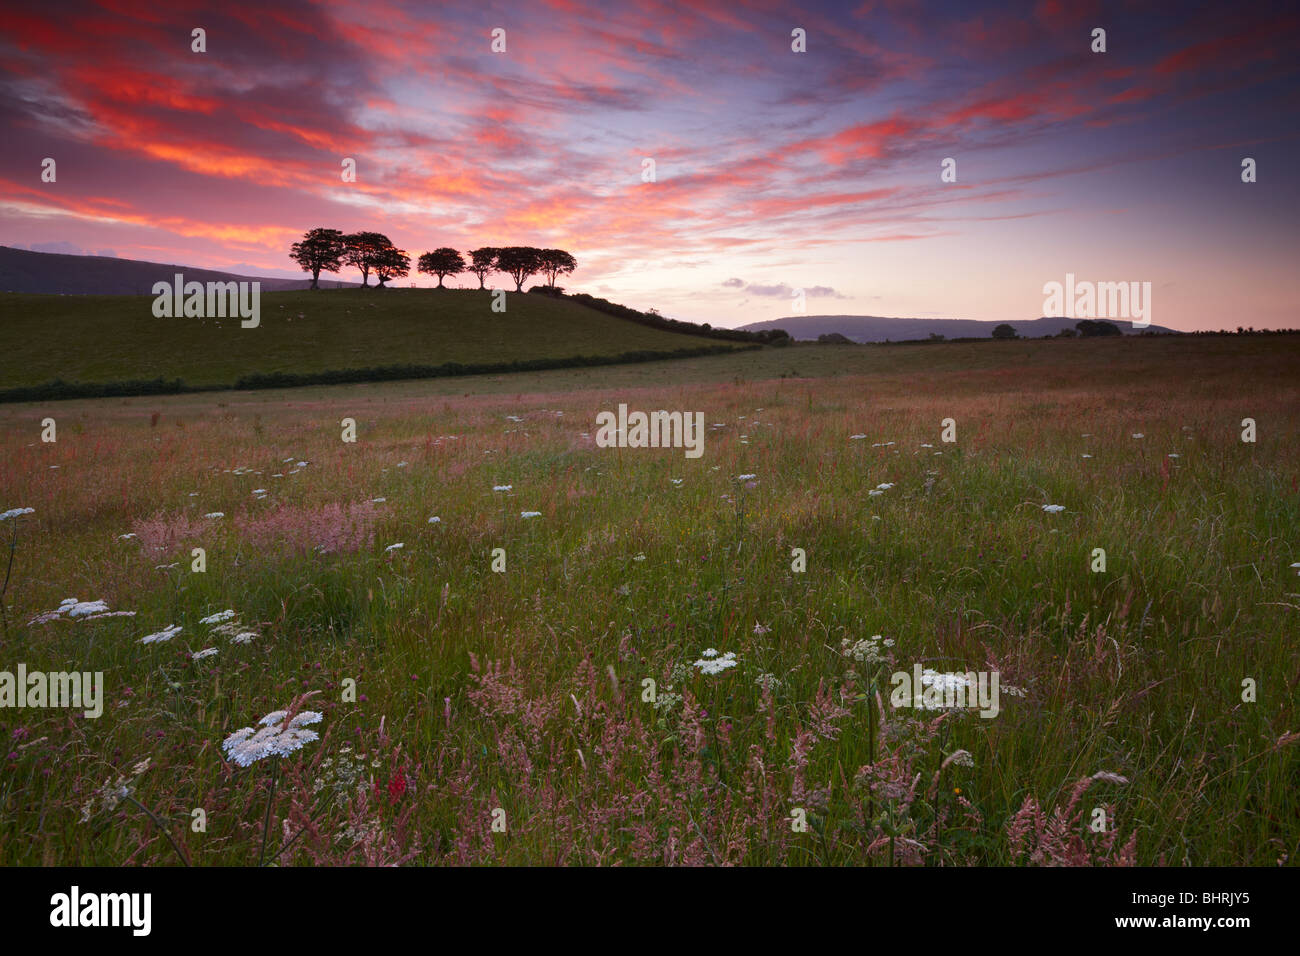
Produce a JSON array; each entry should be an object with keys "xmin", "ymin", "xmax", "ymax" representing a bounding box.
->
[
  {"xmin": 495, "ymin": 246, "xmax": 543, "ymax": 292},
  {"xmin": 1076, "ymin": 319, "xmax": 1121, "ymax": 337},
  {"xmin": 289, "ymin": 228, "xmax": 346, "ymax": 289},
  {"xmin": 343, "ymin": 232, "xmax": 393, "ymax": 288},
  {"xmin": 418, "ymin": 248, "xmax": 465, "ymax": 288},
  {"xmin": 991, "ymin": 323, "xmax": 1018, "ymax": 339},
  {"xmin": 372, "ymin": 242, "xmax": 410, "ymax": 288},
  {"xmin": 537, "ymin": 248, "xmax": 577, "ymax": 289},
  {"xmin": 467, "ymin": 247, "xmax": 497, "ymax": 289}
]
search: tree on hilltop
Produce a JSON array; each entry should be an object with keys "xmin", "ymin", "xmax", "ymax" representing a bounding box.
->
[
  {"xmin": 467, "ymin": 247, "xmax": 498, "ymax": 289},
  {"xmin": 495, "ymin": 246, "xmax": 544, "ymax": 292},
  {"xmin": 289, "ymin": 228, "xmax": 346, "ymax": 290},
  {"xmin": 537, "ymin": 249, "xmax": 577, "ymax": 289},
  {"xmin": 418, "ymin": 248, "xmax": 465, "ymax": 288}
]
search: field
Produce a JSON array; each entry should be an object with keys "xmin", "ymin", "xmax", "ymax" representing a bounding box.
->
[
  {"xmin": 0, "ymin": 289, "xmax": 743, "ymax": 391},
  {"xmin": 0, "ymin": 334, "xmax": 1297, "ymax": 866}
]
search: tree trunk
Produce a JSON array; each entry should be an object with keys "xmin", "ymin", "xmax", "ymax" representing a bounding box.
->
[{"xmin": 310, "ymin": 269, "xmax": 319, "ymax": 290}]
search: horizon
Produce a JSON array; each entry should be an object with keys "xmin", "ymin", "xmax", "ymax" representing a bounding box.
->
[{"xmin": 2, "ymin": 1, "xmax": 1297, "ymax": 331}]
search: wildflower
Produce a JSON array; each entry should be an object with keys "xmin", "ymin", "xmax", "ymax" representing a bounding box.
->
[
  {"xmin": 876, "ymin": 483, "xmax": 894, "ymax": 490},
  {"xmin": 670, "ymin": 478, "xmax": 683, "ymax": 486},
  {"xmin": 1167, "ymin": 453, "xmax": 1180, "ymax": 458},
  {"xmin": 252, "ymin": 488, "xmax": 267, "ymax": 495},
  {"xmin": 840, "ymin": 634, "xmax": 894, "ymax": 665},
  {"xmin": 754, "ymin": 672, "xmax": 782, "ymax": 692},
  {"xmin": 736, "ymin": 473, "xmax": 757, "ymax": 481},
  {"xmin": 117, "ymin": 533, "xmax": 136, "ymax": 540},
  {"xmin": 693, "ymin": 651, "xmax": 737, "ymax": 675},
  {"xmin": 385, "ymin": 542, "xmax": 405, "ymax": 552},
  {"xmin": 204, "ymin": 512, "xmax": 224, "ymax": 519},
  {"xmin": 493, "ymin": 484, "xmax": 512, "ymax": 492},
  {"xmin": 230, "ymin": 632, "xmax": 257, "ymax": 645},
  {"xmin": 947, "ymin": 749, "xmax": 975, "ymax": 768},
  {"xmin": 868, "ymin": 489, "xmax": 884, "ymax": 497},
  {"xmin": 199, "ymin": 609, "xmax": 236, "ymax": 625},
  {"xmin": 753, "ymin": 622, "xmax": 771, "ymax": 635},
  {"xmin": 520, "ymin": 511, "xmax": 541, "ymax": 519},
  {"xmin": 427, "ymin": 516, "xmax": 441, "ymax": 523},
  {"xmin": 1131, "ymin": 433, "xmax": 1144, "ymax": 439},
  {"xmin": 0, "ymin": 508, "xmax": 35, "ymax": 521},
  {"xmin": 633, "ymin": 553, "xmax": 646, "ymax": 562},
  {"xmin": 371, "ymin": 497, "xmax": 386, "ymax": 503},
  {"xmin": 850, "ymin": 434, "xmax": 866, "ymax": 440},
  {"xmin": 1042, "ymin": 504, "xmax": 1066, "ymax": 513},
  {"xmin": 222, "ymin": 708, "xmax": 323, "ymax": 767},
  {"xmin": 701, "ymin": 648, "xmax": 719, "ymax": 658},
  {"xmin": 1081, "ymin": 454, "xmax": 1093, "ymax": 459},
  {"xmin": 192, "ymin": 647, "xmax": 218, "ymax": 660},
  {"xmin": 140, "ymin": 625, "xmax": 182, "ymax": 645}
]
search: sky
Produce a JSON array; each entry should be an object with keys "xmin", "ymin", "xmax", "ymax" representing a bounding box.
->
[{"xmin": 1, "ymin": 0, "xmax": 1297, "ymax": 330}]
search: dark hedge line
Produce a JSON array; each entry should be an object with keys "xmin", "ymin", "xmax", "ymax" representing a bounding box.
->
[{"xmin": 0, "ymin": 343, "xmax": 759, "ymax": 404}]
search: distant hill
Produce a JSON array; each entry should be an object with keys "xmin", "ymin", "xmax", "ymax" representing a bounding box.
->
[
  {"xmin": 740, "ymin": 314, "xmax": 1180, "ymax": 341},
  {"xmin": 0, "ymin": 245, "xmax": 355, "ymax": 294}
]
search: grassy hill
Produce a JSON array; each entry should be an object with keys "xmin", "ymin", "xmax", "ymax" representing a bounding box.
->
[{"xmin": 0, "ymin": 288, "xmax": 749, "ymax": 397}]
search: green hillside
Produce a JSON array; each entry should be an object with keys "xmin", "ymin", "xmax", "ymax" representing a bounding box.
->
[{"xmin": 0, "ymin": 288, "xmax": 747, "ymax": 393}]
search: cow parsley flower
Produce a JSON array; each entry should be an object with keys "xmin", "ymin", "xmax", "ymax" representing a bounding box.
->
[
  {"xmin": 204, "ymin": 512, "xmax": 224, "ymax": 519},
  {"xmin": 0, "ymin": 507, "xmax": 34, "ymax": 521},
  {"xmin": 385, "ymin": 542, "xmax": 404, "ymax": 552},
  {"xmin": 1042, "ymin": 504, "xmax": 1066, "ymax": 513},
  {"xmin": 493, "ymin": 484, "xmax": 512, "ymax": 492},
  {"xmin": 222, "ymin": 708, "xmax": 323, "ymax": 767},
  {"xmin": 520, "ymin": 511, "xmax": 541, "ymax": 519},
  {"xmin": 199, "ymin": 609, "xmax": 236, "ymax": 625},
  {"xmin": 192, "ymin": 647, "xmax": 218, "ymax": 660},
  {"xmin": 140, "ymin": 624, "xmax": 182, "ymax": 645},
  {"xmin": 693, "ymin": 650, "xmax": 737, "ymax": 675}
]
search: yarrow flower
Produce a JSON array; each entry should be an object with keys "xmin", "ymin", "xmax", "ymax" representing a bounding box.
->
[
  {"xmin": 199, "ymin": 609, "xmax": 236, "ymax": 625},
  {"xmin": 0, "ymin": 507, "xmax": 35, "ymax": 521},
  {"xmin": 493, "ymin": 484, "xmax": 512, "ymax": 492},
  {"xmin": 385, "ymin": 542, "xmax": 404, "ymax": 552},
  {"xmin": 222, "ymin": 707, "xmax": 323, "ymax": 767},
  {"xmin": 203, "ymin": 512, "xmax": 224, "ymax": 519},
  {"xmin": 191, "ymin": 647, "xmax": 218, "ymax": 661},
  {"xmin": 520, "ymin": 511, "xmax": 541, "ymax": 519},
  {"xmin": 1041, "ymin": 504, "xmax": 1066, "ymax": 513}
]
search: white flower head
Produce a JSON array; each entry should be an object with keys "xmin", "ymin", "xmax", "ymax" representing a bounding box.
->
[
  {"xmin": 520, "ymin": 511, "xmax": 541, "ymax": 519},
  {"xmin": 1041, "ymin": 504, "xmax": 1066, "ymax": 513},
  {"xmin": 223, "ymin": 708, "xmax": 323, "ymax": 767},
  {"xmin": 140, "ymin": 624, "xmax": 182, "ymax": 645},
  {"xmin": 199, "ymin": 609, "xmax": 236, "ymax": 625},
  {"xmin": 192, "ymin": 647, "xmax": 218, "ymax": 661},
  {"xmin": 0, "ymin": 507, "xmax": 35, "ymax": 521},
  {"xmin": 693, "ymin": 651, "xmax": 737, "ymax": 675}
]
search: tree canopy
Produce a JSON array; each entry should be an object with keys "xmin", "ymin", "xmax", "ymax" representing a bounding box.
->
[
  {"xmin": 288, "ymin": 228, "xmax": 346, "ymax": 289},
  {"xmin": 417, "ymin": 248, "xmax": 465, "ymax": 288}
]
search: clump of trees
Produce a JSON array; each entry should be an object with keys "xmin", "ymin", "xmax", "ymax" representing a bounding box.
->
[{"xmin": 289, "ymin": 230, "xmax": 576, "ymax": 293}]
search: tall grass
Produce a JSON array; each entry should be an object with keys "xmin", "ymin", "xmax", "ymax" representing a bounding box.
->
[{"xmin": 0, "ymin": 337, "xmax": 1295, "ymax": 865}]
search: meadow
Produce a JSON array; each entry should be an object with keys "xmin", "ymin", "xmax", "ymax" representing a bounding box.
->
[{"xmin": 0, "ymin": 334, "xmax": 1296, "ymax": 866}]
